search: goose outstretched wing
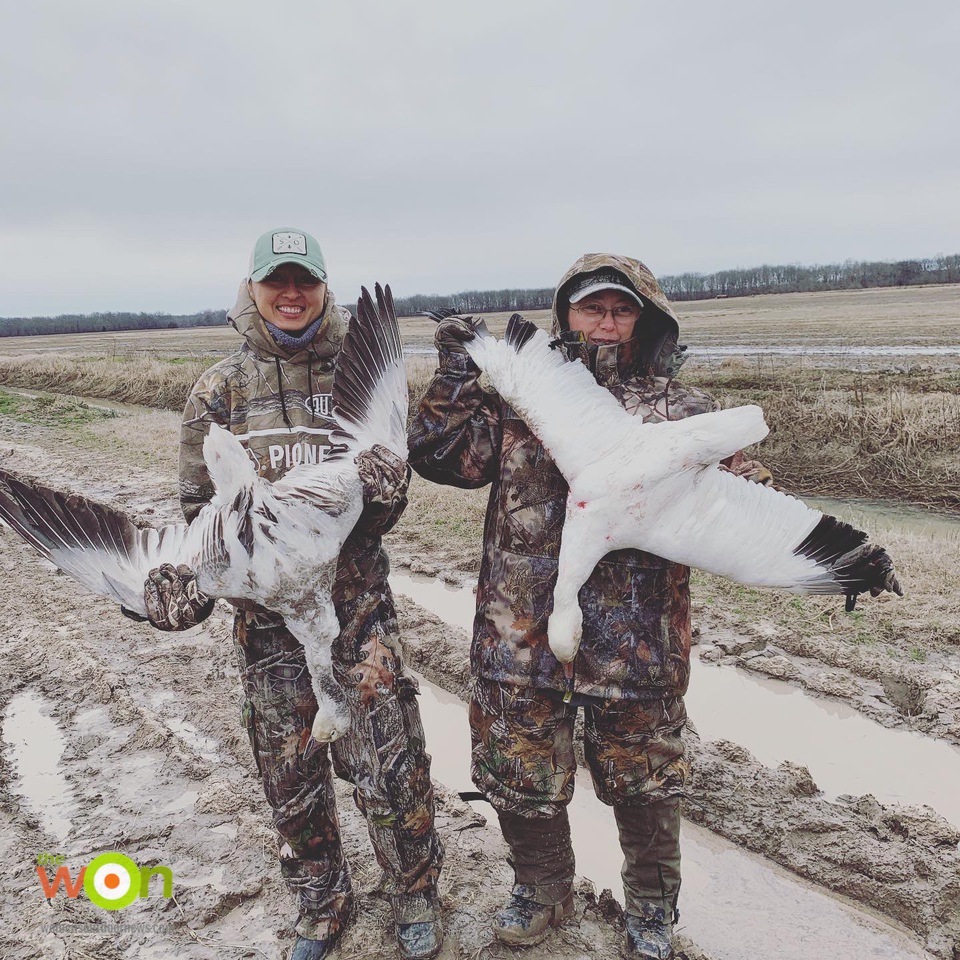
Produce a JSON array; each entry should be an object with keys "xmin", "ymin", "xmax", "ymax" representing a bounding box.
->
[
  {"xmin": 636, "ymin": 465, "xmax": 901, "ymax": 599},
  {"xmin": 331, "ymin": 282, "xmax": 408, "ymax": 461},
  {"xmin": 277, "ymin": 283, "xmax": 408, "ymax": 507},
  {"xmin": 461, "ymin": 315, "xmax": 634, "ymax": 479},
  {"xmin": 0, "ymin": 469, "xmax": 208, "ymax": 616}
]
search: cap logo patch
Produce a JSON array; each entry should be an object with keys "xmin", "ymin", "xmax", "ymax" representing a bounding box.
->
[{"xmin": 273, "ymin": 232, "xmax": 307, "ymax": 255}]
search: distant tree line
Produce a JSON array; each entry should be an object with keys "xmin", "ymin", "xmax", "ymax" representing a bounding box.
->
[
  {"xmin": 0, "ymin": 309, "xmax": 227, "ymax": 338},
  {"xmin": 391, "ymin": 288, "xmax": 555, "ymax": 316},
  {"xmin": 658, "ymin": 253, "xmax": 960, "ymax": 301},
  {"xmin": 393, "ymin": 253, "xmax": 960, "ymax": 313},
  {"xmin": 2, "ymin": 253, "xmax": 958, "ymax": 337}
]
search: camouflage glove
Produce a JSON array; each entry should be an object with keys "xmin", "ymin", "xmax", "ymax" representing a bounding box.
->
[
  {"xmin": 143, "ymin": 563, "xmax": 215, "ymax": 631},
  {"xmin": 434, "ymin": 316, "xmax": 476, "ymax": 357},
  {"xmin": 356, "ymin": 444, "xmax": 411, "ymax": 511},
  {"xmin": 720, "ymin": 451, "xmax": 773, "ymax": 486}
]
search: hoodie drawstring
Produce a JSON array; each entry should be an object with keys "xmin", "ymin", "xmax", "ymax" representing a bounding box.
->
[
  {"xmin": 307, "ymin": 354, "xmax": 315, "ymax": 422},
  {"xmin": 274, "ymin": 357, "xmax": 293, "ymax": 429}
]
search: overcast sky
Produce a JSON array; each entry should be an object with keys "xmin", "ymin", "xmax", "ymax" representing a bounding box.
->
[{"xmin": 1, "ymin": 0, "xmax": 958, "ymax": 316}]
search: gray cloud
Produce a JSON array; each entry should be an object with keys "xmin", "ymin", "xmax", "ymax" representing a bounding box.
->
[{"xmin": 1, "ymin": 0, "xmax": 957, "ymax": 315}]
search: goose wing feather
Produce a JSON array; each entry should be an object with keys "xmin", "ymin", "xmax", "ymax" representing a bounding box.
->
[
  {"xmin": 636, "ymin": 466, "xmax": 897, "ymax": 595},
  {"xmin": 464, "ymin": 321, "xmax": 633, "ymax": 479},
  {"xmin": 279, "ymin": 283, "xmax": 409, "ymax": 504},
  {"xmin": 0, "ymin": 469, "xmax": 207, "ymax": 615},
  {"xmin": 328, "ymin": 283, "xmax": 408, "ymax": 460}
]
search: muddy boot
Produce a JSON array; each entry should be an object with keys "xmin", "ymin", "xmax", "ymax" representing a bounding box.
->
[
  {"xmin": 614, "ymin": 797, "xmax": 681, "ymax": 960},
  {"xmin": 392, "ymin": 892, "xmax": 443, "ymax": 960},
  {"xmin": 624, "ymin": 900, "xmax": 675, "ymax": 959},
  {"xmin": 493, "ymin": 809, "xmax": 576, "ymax": 946},
  {"xmin": 493, "ymin": 885, "xmax": 575, "ymax": 946},
  {"xmin": 289, "ymin": 933, "xmax": 341, "ymax": 960}
]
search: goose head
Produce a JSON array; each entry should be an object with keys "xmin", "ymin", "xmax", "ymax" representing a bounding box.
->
[{"xmin": 547, "ymin": 600, "xmax": 583, "ymax": 664}]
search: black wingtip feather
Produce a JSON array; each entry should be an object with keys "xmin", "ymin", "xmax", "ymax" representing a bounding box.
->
[
  {"xmin": 794, "ymin": 515, "xmax": 902, "ymax": 599},
  {"xmin": 424, "ymin": 306, "xmax": 463, "ymax": 323},
  {"xmin": 504, "ymin": 313, "xmax": 538, "ymax": 351}
]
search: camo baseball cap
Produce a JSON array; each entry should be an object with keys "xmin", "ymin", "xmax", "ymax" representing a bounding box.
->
[
  {"xmin": 248, "ymin": 228, "xmax": 327, "ymax": 282},
  {"xmin": 567, "ymin": 270, "xmax": 643, "ymax": 308}
]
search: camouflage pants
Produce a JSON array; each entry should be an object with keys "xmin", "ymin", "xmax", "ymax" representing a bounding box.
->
[
  {"xmin": 234, "ymin": 585, "xmax": 443, "ymax": 939},
  {"xmin": 470, "ymin": 678, "xmax": 686, "ymax": 910},
  {"xmin": 470, "ymin": 678, "xmax": 688, "ymax": 816}
]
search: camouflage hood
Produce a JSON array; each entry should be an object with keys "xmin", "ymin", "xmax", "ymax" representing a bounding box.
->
[
  {"xmin": 227, "ymin": 280, "xmax": 349, "ymax": 365},
  {"xmin": 552, "ymin": 253, "xmax": 686, "ymax": 379}
]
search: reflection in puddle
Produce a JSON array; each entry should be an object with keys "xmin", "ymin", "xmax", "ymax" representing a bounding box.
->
[
  {"xmin": 392, "ymin": 571, "xmax": 475, "ymax": 634},
  {"xmin": 393, "ymin": 570, "xmax": 960, "ymax": 828},
  {"xmin": 413, "ymin": 674, "xmax": 932, "ymax": 960},
  {"xmin": 687, "ymin": 659, "xmax": 960, "ymax": 827},
  {"xmin": 2, "ymin": 690, "xmax": 75, "ymax": 842}
]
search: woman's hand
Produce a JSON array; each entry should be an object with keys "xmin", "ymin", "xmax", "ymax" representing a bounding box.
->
[{"xmin": 143, "ymin": 563, "xmax": 215, "ymax": 631}]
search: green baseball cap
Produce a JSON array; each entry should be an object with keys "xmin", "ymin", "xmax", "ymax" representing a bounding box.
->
[{"xmin": 248, "ymin": 227, "xmax": 327, "ymax": 282}]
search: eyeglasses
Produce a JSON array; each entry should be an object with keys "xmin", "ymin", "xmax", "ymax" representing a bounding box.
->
[
  {"xmin": 260, "ymin": 274, "xmax": 323, "ymax": 290},
  {"xmin": 572, "ymin": 303, "xmax": 641, "ymax": 323}
]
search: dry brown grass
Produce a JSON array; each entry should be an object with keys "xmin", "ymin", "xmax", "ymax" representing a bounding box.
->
[
  {"xmin": 2, "ymin": 282, "xmax": 958, "ymax": 510},
  {"xmin": 692, "ymin": 374, "xmax": 960, "ymax": 510},
  {"xmin": 0, "ymin": 354, "xmax": 208, "ymax": 409}
]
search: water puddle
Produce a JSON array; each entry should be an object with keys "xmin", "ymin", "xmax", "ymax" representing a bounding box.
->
[
  {"xmin": 392, "ymin": 570, "xmax": 960, "ymax": 827},
  {"xmin": 695, "ymin": 345, "xmax": 960, "ymax": 357},
  {"xmin": 2, "ymin": 690, "xmax": 75, "ymax": 843},
  {"xmin": 687, "ymin": 659, "xmax": 960, "ymax": 825},
  {"xmin": 0, "ymin": 384, "xmax": 138, "ymax": 416},
  {"xmin": 392, "ymin": 571, "xmax": 474, "ymax": 633},
  {"xmin": 413, "ymin": 673, "xmax": 932, "ymax": 960},
  {"xmin": 807, "ymin": 496, "xmax": 960, "ymax": 543}
]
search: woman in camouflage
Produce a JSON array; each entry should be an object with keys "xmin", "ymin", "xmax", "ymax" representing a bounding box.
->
[
  {"xmin": 144, "ymin": 228, "xmax": 443, "ymax": 960},
  {"xmin": 408, "ymin": 253, "xmax": 770, "ymax": 960}
]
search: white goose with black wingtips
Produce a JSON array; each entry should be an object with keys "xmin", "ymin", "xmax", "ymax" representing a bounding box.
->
[
  {"xmin": 0, "ymin": 284, "xmax": 408, "ymax": 744},
  {"xmin": 442, "ymin": 313, "xmax": 902, "ymax": 665}
]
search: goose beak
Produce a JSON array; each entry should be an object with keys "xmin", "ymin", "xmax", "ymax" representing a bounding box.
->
[
  {"xmin": 300, "ymin": 726, "xmax": 323, "ymax": 763},
  {"xmin": 302, "ymin": 735, "xmax": 322, "ymax": 764}
]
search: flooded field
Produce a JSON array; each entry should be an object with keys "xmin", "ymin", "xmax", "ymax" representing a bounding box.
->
[{"xmin": 1, "ymin": 284, "xmax": 958, "ymax": 958}]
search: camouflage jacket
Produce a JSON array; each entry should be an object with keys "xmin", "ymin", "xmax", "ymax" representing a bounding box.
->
[
  {"xmin": 179, "ymin": 282, "xmax": 402, "ymax": 604},
  {"xmin": 408, "ymin": 254, "xmax": 718, "ymax": 701}
]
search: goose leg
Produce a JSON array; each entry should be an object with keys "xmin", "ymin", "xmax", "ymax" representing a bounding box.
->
[
  {"xmin": 287, "ymin": 613, "xmax": 351, "ymax": 744},
  {"xmin": 547, "ymin": 504, "xmax": 608, "ymax": 664}
]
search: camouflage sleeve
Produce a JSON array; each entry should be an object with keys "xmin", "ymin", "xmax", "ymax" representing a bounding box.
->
[
  {"xmin": 407, "ymin": 353, "xmax": 502, "ymax": 489},
  {"xmin": 351, "ymin": 445, "xmax": 411, "ymax": 538},
  {"xmin": 179, "ymin": 365, "xmax": 232, "ymax": 524}
]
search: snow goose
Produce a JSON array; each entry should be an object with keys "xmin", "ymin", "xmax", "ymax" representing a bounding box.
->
[
  {"xmin": 0, "ymin": 284, "xmax": 408, "ymax": 743},
  {"xmin": 437, "ymin": 312, "xmax": 902, "ymax": 665}
]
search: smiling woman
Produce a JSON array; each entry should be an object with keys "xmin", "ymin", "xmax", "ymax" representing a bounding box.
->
[
  {"xmin": 250, "ymin": 263, "xmax": 327, "ymax": 332},
  {"xmin": 138, "ymin": 227, "xmax": 445, "ymax": 960}
]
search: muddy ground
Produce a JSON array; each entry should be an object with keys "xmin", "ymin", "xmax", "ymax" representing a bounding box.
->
[{"xmin": 1, "ymin": 404, "xmax": 959, "ymax": 958}]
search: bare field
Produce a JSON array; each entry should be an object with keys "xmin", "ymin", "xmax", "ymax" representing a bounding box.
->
[{"xmin": 2, "ymin": 283, "xmax": 959, "ymax": 360}]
